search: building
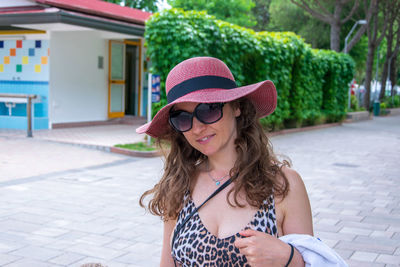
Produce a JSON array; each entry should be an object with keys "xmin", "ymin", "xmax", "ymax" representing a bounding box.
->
[{"xmin": 0, "ymin": 0, "xmax": 151, "ymax": 129}]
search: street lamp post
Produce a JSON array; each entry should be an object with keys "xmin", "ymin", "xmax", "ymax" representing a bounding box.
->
[
  {"xmin": 344, "ymin": 20, "xmax": 367, "ymax": 53},
  {"xmin": 345, "ymin": 20, "xmax": 367, "ymax": 110}
]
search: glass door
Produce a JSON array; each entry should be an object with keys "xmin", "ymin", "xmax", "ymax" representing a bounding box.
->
[{"xmin": 108, "ymin": 40, "xmax": 125, "ymax": 118}]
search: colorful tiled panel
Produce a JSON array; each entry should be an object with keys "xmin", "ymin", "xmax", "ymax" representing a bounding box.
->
[
  {"xmin": 0, "ymin": 39, "xmax": 49, "ymax": 81},
  {"xmin": 0, "ymin": 39, "xmax": 49, "ymax": 129}
]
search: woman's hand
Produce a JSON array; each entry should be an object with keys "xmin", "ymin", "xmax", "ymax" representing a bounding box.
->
[{"xmin": 234, "ymin": 228, "xmax": 293, "ymax": 267}]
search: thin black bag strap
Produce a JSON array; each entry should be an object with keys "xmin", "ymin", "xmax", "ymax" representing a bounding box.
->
[{"xmin": 171, "ymin": 177, "xmax": 233, "ymax": 251}]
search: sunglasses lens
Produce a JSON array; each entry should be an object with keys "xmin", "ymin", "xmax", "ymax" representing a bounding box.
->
[
  {"xmin": 170, "ymin": 111, "xmax": 192, "ymax": 132},
  {"xmin": 169, "ymin": 103, "xmax": 224, "ymax": 132},
  {"xmin": 196, "ymin": 103, "xmax": 223, "ymax": 124}
]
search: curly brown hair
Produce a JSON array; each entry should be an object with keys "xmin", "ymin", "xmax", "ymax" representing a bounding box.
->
[{"xmin": 139, "ymin": 98, "xmax": 290, "ymax": 221}]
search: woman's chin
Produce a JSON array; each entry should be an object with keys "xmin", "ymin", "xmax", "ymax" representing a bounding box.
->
[{"xmin": 198, "ymin": 147, "xmax": 217, "ymax": 157}]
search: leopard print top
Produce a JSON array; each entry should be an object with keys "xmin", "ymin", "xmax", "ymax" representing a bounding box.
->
[{"xmin": 171, "ymin": 193, "xmax": 278, "ymax": 266}]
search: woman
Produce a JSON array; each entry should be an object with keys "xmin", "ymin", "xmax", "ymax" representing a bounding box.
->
[{"xmin": 138, "ymin": 57, "xmax": 313, "ymax": 266}]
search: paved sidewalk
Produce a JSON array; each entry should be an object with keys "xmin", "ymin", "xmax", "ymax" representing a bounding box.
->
[{"xmin": 0, "ymin": 116, "xmax": 399, "ymax": 266}]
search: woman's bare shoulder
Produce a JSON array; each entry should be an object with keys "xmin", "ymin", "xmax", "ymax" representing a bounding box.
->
[
  {"xmin": 276, "ymin": 165, "xmax": 313, "ymax": 235},
  {"xmin": 275, "ymin": 166, "xmax": 305, "ymax": 194},
  {"xmin": 274, "ymin": 165, "xmax": 309, "ymax": 208},
  {"xmin": 281, "ymin": 166, "xmax": 305, "ymax": 188}
]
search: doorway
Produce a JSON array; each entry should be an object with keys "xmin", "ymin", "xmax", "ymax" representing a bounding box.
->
[
  {"xmin": 125, "ymin": 44, "xmax": 137, "ymax": 116},
  {"xmin": 108, "ymin": 40, "xmax": 142, "ymax": 119}
]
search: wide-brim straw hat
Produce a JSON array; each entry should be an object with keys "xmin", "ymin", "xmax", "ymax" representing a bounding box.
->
[{"xmin": 136, "ymin": 57, "xmax": 277, "ymax": 138}]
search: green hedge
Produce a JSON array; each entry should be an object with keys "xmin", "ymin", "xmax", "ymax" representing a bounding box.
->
[{"xmin": 145, "ymin": 9, "xmax": 355, "ymax": 129}]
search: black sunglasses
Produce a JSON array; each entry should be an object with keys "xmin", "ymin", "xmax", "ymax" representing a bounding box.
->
[{"xmin": 169, "ymin": 103, "xmax": 225, "ymax": 132}]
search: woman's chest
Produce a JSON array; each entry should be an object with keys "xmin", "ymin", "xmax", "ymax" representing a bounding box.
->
[
  {"xmin": 192, "ymin": 191, "xmax": 260, "ymax": 239},
  {"xmin": 171, "ymin": 194, "xmax": 278, "ymax": 266}
]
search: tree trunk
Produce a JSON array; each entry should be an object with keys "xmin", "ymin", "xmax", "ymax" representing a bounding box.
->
[
  {"xmin": 379, "ymin": 35, "xmax": 393, "ymax": 100},
  {"xmin": 379, "ymin": 59, "xmax": 389, "ymax": 100},
  {"xmin": 331, "ymin": 3, "xmax": 342, "ymax": 52},
  {"xmin": 390, "ymin": 55, "xmax": 397, "ymax": 96},
  {"xmin": 364, "ymin": 0, "xmax": 387, "ymax": 108},
  {"xmin": 364, "ymin": 43, "xmax": 376, "ymax": 109},
  {"xmin": 331, "ymin": 21, "xmax": 341, "ymax": 51}
]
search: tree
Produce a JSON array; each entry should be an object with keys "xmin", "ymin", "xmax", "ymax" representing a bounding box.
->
[
  {"xmin": 343, "ymin": 2, "xmax": 375, "ymax": 53},
  {"xmin": 268, "ymin": 0, "xmax": 331, "ymax": 49},
  {"xmin": 348, "ymin": 35, "xmax": 368, "ymax": 82},
  {"xmin": 168, "ymin": 0, "xmax": 257, "ymax": 28},
  {"xmin": 267, "ymin": 0, "xmax": 370, "ymax": 83},
  {"xmin": 379, "ymin": 0, "xmax": 400, "ymax": 100},
  {"xmin": 103, "ymin": 0, "xmax": 158, "ymax": 12},
  {"xmin": 290, "ymin": 0, "xmax": 360, "ymax": 51},
  {"xmin": 391, "ymin": 55, "xmax": 399, "ymax": 95},
  {"xmin": 252, "ymin": 0, "xmax": 272, "ymax": 31},
  {"xmin": 363, "ymin": 0, "xmax": 388, "ymax": 109}
]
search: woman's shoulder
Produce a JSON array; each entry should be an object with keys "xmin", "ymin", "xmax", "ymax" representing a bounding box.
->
[
  {"xmin": 275, "ymin": 166, "xmax": 313, "ymax": 235},
  {"xmin": 280, "ymin": 166, "xmax": 304, "ymax": 188},
  {"xmin": 275, "ymin": 165, "xmax": 308, "ymax": 202}
]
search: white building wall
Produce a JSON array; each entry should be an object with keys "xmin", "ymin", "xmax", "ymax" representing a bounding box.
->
[{"xmin": 49, "ymin": 31, "xmax": 109, "ymax": 124}]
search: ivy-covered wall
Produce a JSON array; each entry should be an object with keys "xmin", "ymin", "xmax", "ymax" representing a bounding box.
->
[{"xmin": 145, "ymin": 9, "xmax": 355, "ymax": 129}]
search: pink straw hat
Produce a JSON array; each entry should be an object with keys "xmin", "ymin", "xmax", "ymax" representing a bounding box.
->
[{"xmin": 136, "ymin": 57, "xmax": 277, "ymax": 137}]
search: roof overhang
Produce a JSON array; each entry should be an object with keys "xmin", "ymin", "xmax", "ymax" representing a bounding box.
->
[{"xmin": 0, "ymin": 7, "xmax": 146, "ymax": 37}]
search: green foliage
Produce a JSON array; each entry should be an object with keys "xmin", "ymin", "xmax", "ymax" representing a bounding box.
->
[
  {"xmin": 349, "ymin": 35, "xmax": 368, "ymax": 82},
  {"xmin": 103, "ymin": 0, "xmax": 158, "ymax": 12},
  {"xmin": 168, "ymin": 0, "xmax": 256, "ymax": 28},
  {"xmin": 268, "ymin": 0, "xmax": 330, "ymax": 49},
  {"xmin": 145, "ymin": 8, "xmax": 355, "ymax": 129},
  {"xmin": 348, "ymin": 94, "xmax": 366, "ymax": 112},
  {"xmin": 350, "ymin": 95, "xmax": 360, "ymax": 111},
  {"xmin": 379, "ymin": 102, "xmax": 390, "ymax": 116},
  {"xmin": 252, "ymin": 0, "xmax": 272, "ymax": 31},
  {"xmin": 256, "ymin": 32, "xmax": 294, "ymax": 129},
  {"xmin": 316, "ymin": 50, "xmax": 355, "ymax": 122},
  {"xmin": 382, "ymin": 95, "xmax": 400, "ymax": 108},
  {"xmin": 115, "ymin": 142, "xmax": 156, "ymax": 151},
  {"xmin": 268, "ymin": 0, "xmax": 367, "ymax": 83}
]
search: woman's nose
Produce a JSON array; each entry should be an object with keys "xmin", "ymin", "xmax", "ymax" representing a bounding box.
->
[{"xmin": 191, "ymin": 116, "xmax": 206, "ymax": 133}]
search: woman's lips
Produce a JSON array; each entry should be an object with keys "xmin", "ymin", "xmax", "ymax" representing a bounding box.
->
[{"xmin": 197, "ymin": 134, "xmax": 215, "ymax": 144}]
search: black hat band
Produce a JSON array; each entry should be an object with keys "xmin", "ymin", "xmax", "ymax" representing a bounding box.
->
[{"xmin": 167, "ymin": 75, "xmax": 237, "ymax": 103}]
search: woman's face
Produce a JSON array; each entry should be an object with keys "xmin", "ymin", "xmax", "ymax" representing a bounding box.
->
[{"xmin": 173, "ymin": 102, "xmax": 241, "ymax": 157}]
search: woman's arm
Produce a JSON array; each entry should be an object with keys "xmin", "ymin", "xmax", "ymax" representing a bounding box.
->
[
  {"xmin": 280, "ymin": 166, "xmax": 313, "ymax": 236},
  {"xmin": 235, "ymin": 167, "xmax": 313, "ymax": 267},
  {"xmin": 279, "ymin": 167, "xmax": 313, "ymax": 267},
  {"xmin": 160, "ymin": 219, "xmax": 177, "ymax": 267}
]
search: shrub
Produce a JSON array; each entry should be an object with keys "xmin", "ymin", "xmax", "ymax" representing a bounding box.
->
[
  {"xmin": 350, "ymin": 94, "xmax": 360, "ymax": 111},
  {"xmin": 382, "ymin": 95, "xmax": 400, "ymax": 108},
  {"xmin": 145, "ymin": 9, "xmax": 355, "ymax": 129}
]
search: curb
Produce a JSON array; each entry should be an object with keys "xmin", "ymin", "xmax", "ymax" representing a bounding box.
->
[
  {"xmin": 345, "ymin": 111, "xmax": 371, "ymax": 123},
  {"xmin": 110, "ymin": 146, "xmax": 161, "ymax": 158},
  {"xmin": 0, "ymin": 133, "xmax": 163, "ymax": 158},
  {"xmin": 40, "ymin": 140, "xmax": 162, "ymax": 158},
  {"xmin": 387, "ymin": 107, "xmax": 400, "ymax": 116},
  {"xmin": 268, "ymin": 122, "xmax": 342, "ymax": 137}
]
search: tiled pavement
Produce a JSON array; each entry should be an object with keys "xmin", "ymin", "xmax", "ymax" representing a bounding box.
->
[{"xmin": 0, "ymin": 115, "xmax": 399, "ymax": 266}]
